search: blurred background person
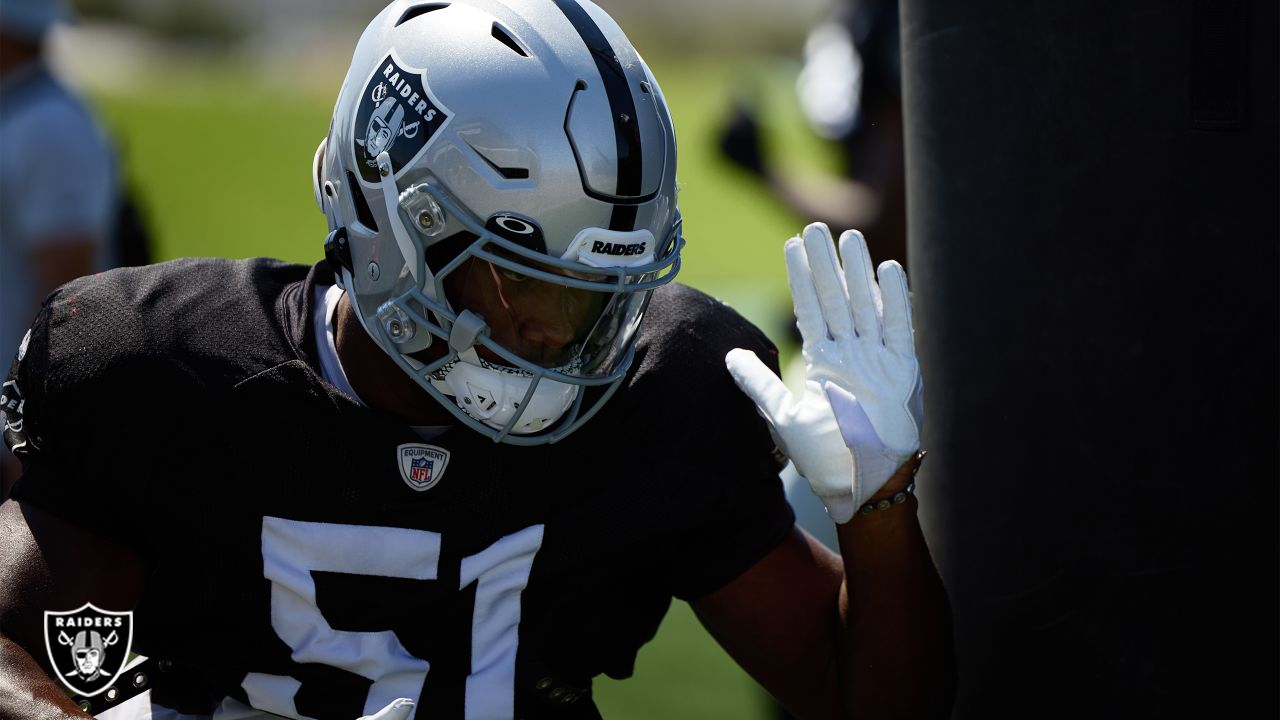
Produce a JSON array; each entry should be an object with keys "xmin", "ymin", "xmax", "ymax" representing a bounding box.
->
[
  {"xmin": 0, "ymin": 0, "xmax": 123, "ymax": 495},
  {"xmin": 719, "ymin": 0, "xmax": 905, "ymax": 270}
]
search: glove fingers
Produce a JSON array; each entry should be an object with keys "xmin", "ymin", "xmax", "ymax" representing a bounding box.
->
[
  {"xmin": 837, "ymin": 229, "xmax": 883, "ymax": 341},
  {"xmin": 876, "ymin": 260, "xmax": 915, "ymax": 356},
  {"xmin": 784, "ymin": 237, "xmax": 828, "ymax": 347},
  {"xmin": 802, "ymin": 223, "xmax": 855, "ymax": 341},
  {"xmin": 725, "ymin": 348, "xmax": 793, "ymax": 419}
]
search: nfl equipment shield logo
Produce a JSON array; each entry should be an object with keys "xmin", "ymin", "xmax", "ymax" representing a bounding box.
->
[
  {"xmin": 44, "ymin": 603, "xmax": 133, "ymax": 697},
  {"xmin": 398, "ymin": 443, "xmax": 450, "ymax": 492}
]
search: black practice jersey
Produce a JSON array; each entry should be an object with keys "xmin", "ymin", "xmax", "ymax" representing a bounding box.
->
[{"xmin": 4, "ymin": 258, "xmax": 793, "ymax": 719}]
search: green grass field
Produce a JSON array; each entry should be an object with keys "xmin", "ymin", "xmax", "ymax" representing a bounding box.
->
[{"xmin": 92, "ymin": 52, "xmax": 832, "ymax": 719}]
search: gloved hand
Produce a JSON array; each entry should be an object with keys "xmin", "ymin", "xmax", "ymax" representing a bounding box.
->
[
  {"xmin": 726, "ymin": 223, "xmax": 923, "ymax": 523},
  {"xmin": 358, "ymin": 698, "xmax": 416, "ymax": 720}
]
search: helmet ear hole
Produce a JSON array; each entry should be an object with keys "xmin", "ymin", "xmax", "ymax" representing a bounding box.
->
[{"xmin": 345, "ymin": 171, "xmax": 380, "ymax": 232}]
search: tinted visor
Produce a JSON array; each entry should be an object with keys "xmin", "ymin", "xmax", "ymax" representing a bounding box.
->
[{"xmin": 444, "ymin": 243, "xmax": 650, "ymax": 373}]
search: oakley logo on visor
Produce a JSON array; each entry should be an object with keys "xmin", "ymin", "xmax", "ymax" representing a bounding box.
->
[{"xmin": 486, "ymin": 214, "xmax": 547, "ymax": 253}]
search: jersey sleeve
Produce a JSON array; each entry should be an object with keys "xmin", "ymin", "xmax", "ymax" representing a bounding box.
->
[
  {"xmin": 3, "ymin": 285, "xmax": 201, "ymax": 553},
  {"xmin": 666, "ymin": 373, "xmax": 797, "ymax": 602},
  {"xmin": 634, "ymin": 287, "xmax": 796, "ymax": 601}
]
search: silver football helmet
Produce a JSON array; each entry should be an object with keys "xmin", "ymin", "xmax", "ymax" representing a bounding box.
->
[{"xmin": 314, "ymin": 0, "xmax": 682, "ymax": 444}]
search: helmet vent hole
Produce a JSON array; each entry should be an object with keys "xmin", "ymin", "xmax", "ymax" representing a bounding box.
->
[
  {"xmin": 491, "ymin": 23, "xmax": 529, "ymax": 57},
  {"xmin": 345, "ymin": 171, "xmax": 380, "ymax": 233},
  {"xmin": 396, "ymin": 3, "xmax": 449, "ymax": 27},
  {"xmin": 470, "ymin": 144, "xmax": 530, "ymax": 180}
]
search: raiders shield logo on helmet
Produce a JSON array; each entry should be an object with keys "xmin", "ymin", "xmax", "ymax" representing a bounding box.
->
[
  {"xmin": 44, "ymin": 603, "xmax": 134, "ymax": 698},
  {"xmin": 353, "ymin": 52, "xmax": 451, "ymax": 184}
]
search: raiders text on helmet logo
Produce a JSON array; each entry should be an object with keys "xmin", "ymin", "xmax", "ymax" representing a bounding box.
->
[
  {"xmin": 398, "ymin": 443, "xmax": 451, "ymax": 492},
  {"xmin": 354, "ymin": 53, "xmax": 451, "ymax": 184},
  {"xmin": 43, "ymin": 604, "xmax": 134, "ymax": 698}
]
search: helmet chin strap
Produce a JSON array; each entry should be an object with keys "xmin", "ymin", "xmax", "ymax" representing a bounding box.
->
[
  {"xmin": 432, "ymin": 310, "xmax": 580, "ymax": 438},
  {"xmin": 429, "ymin": 347, "xmax": 580, "ymax": 438}
]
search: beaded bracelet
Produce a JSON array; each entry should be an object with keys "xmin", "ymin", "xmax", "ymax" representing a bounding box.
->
[{"xmin": 857, "ymin": 481, "xmax": 916, "ymax": 515}]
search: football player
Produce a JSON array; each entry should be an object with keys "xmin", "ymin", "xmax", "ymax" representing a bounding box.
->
[{"xmin": 0, "ymin": 1, "xmax": 953, "ymax": 719}]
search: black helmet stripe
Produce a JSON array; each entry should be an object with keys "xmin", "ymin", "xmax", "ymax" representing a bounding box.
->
[
  {"xmin": 549, "ymin": 0, "xmax": 644, "ymax": 231},
  {"xmin": 608, "ymin": 204, "xmax": 638, "ymax": 232}
]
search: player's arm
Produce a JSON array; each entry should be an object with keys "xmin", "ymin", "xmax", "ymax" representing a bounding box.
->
[
  {"xmin": 0, "ymin": 500, "xmax": 146, "ymax": 719},
  {"xmin": 693, "ymin": 460, "xmax": 952, "ymax": 719},
  {"xmin": 704, "ymin": 223, "xmax": 955, "ymax": 718}
]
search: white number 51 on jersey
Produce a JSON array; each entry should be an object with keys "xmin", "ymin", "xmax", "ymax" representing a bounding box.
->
[{"xmin": 251, "ymin": 518, "xmax": 544, "ymax": 720}]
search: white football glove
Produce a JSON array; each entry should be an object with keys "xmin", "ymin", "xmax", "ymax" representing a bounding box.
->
[
  {"xmin": 726, "ymin": 223, "xmax": 923, "ymax": 523},
  {"xmin": 357, "ymin": 698, "xmax": 415, "ymax": 720}
]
